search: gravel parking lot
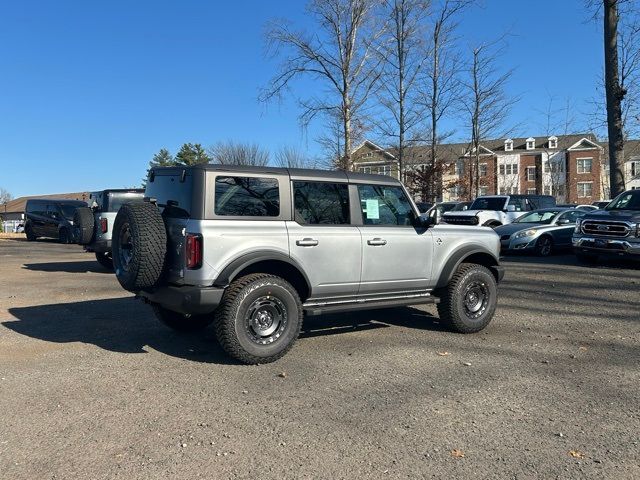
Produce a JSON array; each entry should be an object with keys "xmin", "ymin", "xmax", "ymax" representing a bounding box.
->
[{"xmin": 1, "ymin": 238, "xmax": 639, "ymax": 479}]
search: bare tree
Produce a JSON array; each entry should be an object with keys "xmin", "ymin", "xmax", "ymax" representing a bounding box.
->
[
  {"xmin": 375, "ymin": 0, "xmax": 430, "ymax": 182},
  {"xmin": 275, "ymin": 145, "xmax": 318, "ymax": 168},
  {"xmin": 418, "ymin": 0, "xmax": 469, "ymax": 201},
  {"xmin": 461, "ymin": 39, "xmax": 514, "ymax": 199},
  {"xmin": 209, "ymin": 141, "xmax": 270, "ymax": 166},
  {"xmin": 0, "ymin": 187, "xmax": 12, "ymax": 205},
  {"xmin": 262, "ymin": 0, "xmax": 383, "ymax": 171},
  {"xmin": 537, "ymin": 95, "xmax": 577, "ymax": 202}
]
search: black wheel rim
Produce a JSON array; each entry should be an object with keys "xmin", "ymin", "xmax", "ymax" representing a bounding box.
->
[
  {"xmin": 463, "ymin": 281, "xmax": 489, "ymax": 319},
  {"xmin": 538, "ymin": 238, "xmax": 551, "ymax": 256},
  {"xmin": 118, "ymin": 222, "xmax": 134, "ymax": 272},
  {"xmin": 244, "ymin": 295, "xmax": 288, "ymax": 345}
]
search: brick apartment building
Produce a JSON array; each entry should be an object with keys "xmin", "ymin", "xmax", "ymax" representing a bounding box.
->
[{"xmin": 351, "ymin": 133, "xmax": 639, "ymax": 203}]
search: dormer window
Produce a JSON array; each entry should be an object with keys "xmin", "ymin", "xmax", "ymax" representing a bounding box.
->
[
  {"xmin": 504, "ymin": 139, "xmax": 513, "ymax": 151},
  {"xmin": 526, "ymin": 137, "xmax": 535, "ymax": 150},
  {"xmin": 548, "ymin": 136, "xmax": 558, "ymax": 149}
]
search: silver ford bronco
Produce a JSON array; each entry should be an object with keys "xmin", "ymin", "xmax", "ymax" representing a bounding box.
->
[
  {"xmin": 111, "ymin": 165, "xmax": 504, "ymax": 364},
  {"xmin": 73, "ymin": 189, "xmax": 145, "ymax": 269}
]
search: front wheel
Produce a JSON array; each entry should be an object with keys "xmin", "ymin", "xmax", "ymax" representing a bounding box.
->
[
  {"xmin": 25, "ymin": 224, "xmax": 37, "ymax": 241},
  {"xmin": 535, "ymin": 236, "xmax": 553, "ymax": 257},
  {"xmin": 436, "ymin": 263, "xmax": 498, "ymax": 333},
  {"xmin": 152, "ymin": 305, "xmax": 214, "ymax": 332},
  {"xmin": 214, "ymin": 274, "xmax": 303, "ymax": 364}
]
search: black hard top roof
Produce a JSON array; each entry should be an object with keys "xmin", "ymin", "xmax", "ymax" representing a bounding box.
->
[{"xmin": 151, "ymin": 164, "xmax": 402, "ymax": 185}]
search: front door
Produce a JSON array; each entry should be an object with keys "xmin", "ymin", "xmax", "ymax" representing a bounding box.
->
[
  {"xmin": 356, "ymin": 184, "xmax": 433, "ymax": 294},
  {"xmin": 287, "ymin": 180, "xmax": 361, "ymax": 298}
]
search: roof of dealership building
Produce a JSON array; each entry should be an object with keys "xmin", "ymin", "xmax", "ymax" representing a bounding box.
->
[{"xmin": 0, "ymin": 192, "xmax": 89, "ymax": 216}]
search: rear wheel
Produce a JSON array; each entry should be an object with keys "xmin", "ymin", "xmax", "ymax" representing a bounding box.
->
[
  {"xmin": 214, "ymin": 274, "xmax": 303, "ymax": 364},
  {"xmin": 152, "ymin": 305, "xmax": 214, "ymax": 332},
  {"xmin": 436, "ymin": 263, "xmax": 497, "ymax": 333},
  {"xmin": 94, "ymin": 251, "xmax": 114, "ymax": 270},
  {"xmin": 59, "ymin": 227, "xmax": 71, "ymax": 244},
  {"xmin": 112, "ymin": 202, "xmax": 167, "ymax": 292},
  {"xmin": 535, "ymin": 236, "xmax": 553, "ymax": 257}
]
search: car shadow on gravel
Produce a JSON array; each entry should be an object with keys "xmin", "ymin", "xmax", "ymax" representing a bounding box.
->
[
  {"xmin": 302, "ymin": 306, "xmax": 444, "ymax": 338},
  {"xmin": 3, "ymin": 297, "xmax": 239, "ymax": 365},
  {"xmin": 22, "ymin": 261, "xmax": 113, "ymax": 274},
  {"xmin": 501, "ymin": 253, "xmax": 640, "ymax": 270}
]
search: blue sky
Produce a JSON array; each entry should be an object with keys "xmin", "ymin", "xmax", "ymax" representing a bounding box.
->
[{"xmin": 0, "ymin": 0, "xmax": 603, "ymax": 198}]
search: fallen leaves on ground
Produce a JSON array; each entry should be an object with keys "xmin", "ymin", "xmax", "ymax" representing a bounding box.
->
[
  {"xmin": 450, "ymin": 449, "xmax": 465, "ymax": 458},
  {"xmin": 569, "ymin": 450, "xmax": 585, "ymax": 459},
  {"xmin": 579, "ymin": 346, "xmax": 588, "ymax": 351},
  {"xmin": 437, "ymin": 351, "xmax": 451, "ymax": 356}
]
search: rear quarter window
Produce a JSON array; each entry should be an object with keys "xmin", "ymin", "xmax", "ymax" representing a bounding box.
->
[{"xmin": 214, "ymin": 176, "xmax": 280, "ymax": 217}]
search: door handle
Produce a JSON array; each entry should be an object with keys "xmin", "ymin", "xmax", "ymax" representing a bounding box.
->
[
  {"xmin": 296, "ymin": 238, "xmax": 319, "ymax": 247},
  {"xmin": 367, "ymin": 238, "xmax": 387, "ymax": 246}
]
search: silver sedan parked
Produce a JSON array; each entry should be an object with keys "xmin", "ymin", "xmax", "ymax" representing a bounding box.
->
[{"xmin": 495, "ymin": 209, "xmax": 586, "ymax": 256}]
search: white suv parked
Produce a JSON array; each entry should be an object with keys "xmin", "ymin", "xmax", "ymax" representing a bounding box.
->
[{"xmin": 442, "ymin": 195, "xmax": 557, "ymax": 228}]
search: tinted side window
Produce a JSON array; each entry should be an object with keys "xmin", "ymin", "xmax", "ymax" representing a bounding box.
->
[
  {"xmin": 357, "ymin": 184, "xmax": 414, "ymax": 226},
  {"xmin": 215, "ymin": 176, "xmax": 280, "ymax": 217},
  {"xmin": 293, "ymin": 181, "xmax": 349, "ymax": 225}
]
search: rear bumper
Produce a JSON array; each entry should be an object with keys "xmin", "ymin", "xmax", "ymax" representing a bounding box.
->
[
  {"xmin": 85, "ymin": 239, "xmax": 111, "ymax": 253},
  {"xmin": 137, "ymin": 285, "xmax": 225, "ymax": 315},
  {"xmin": 572, "ymin": 235, "xmax": 640, "ymax": 256}
]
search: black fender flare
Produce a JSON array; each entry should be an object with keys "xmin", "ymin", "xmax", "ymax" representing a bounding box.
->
[
  {"xmin": 434, "ymin": 245, "xmax": 500, "ymax": 289},
  {"xmin": 213, "ymin": 250, "xmax": 312, "ymax": 292}
]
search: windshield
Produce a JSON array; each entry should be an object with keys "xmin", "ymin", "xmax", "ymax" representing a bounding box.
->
[
  {"xmin": 606, "ymin": 191, "xmax": 640, "ymax": 211},
  {"xmin": 439, "ymin": 203, "xmax": 459, "ymax": 214},
  {"xmin": 451, "ymin": 202, "xmax": 469, "ymax": 211},
  {"xmin": 469, "ymin": 197, "xmax": 507, "ymax": 211},
  {"xmin": 108, "ymin": 192, "xmax": 145, "ymax": 212},
  {"xmin": 515, "ymin": 210, "xmax": 562, "ymax": 224}
]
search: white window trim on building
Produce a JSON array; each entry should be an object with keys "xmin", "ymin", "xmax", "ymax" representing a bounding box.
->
[
  {"xmin": 504, "ymin": 139, "xmax": 513, "ymax": 151},
  {"xmin": 577, "ymin": 181, "xmax": 593, "ymax": 198},
  {"xmin": 630, "ymin": 160, "xmax": 640, "ymax": 177},
  {"xmin": 526, "ymin": 137, "xmax": 535, "ymax": 150},
  {"xmin": 548, "ymin": 136, "xmax": 558, "ymax": 149},
  {"xmin": 577, "ymin": 157, "xmax": 593, "ymax": 174},
  {"xmin": 526, "ymin": 166, "xmax": 536, "ymax": 181},
  {"xmin": 479, "ymin": 163, "xmax": 488, "ymax": 177},
  {"xmin": 526, "ymin": 188, "xmax": 537, "ymax": 195}
]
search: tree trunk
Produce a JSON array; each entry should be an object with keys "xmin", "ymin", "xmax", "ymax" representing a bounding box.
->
[{"xmin": 604, "ymin": 0, "xmax": 626, "ymax": 197}]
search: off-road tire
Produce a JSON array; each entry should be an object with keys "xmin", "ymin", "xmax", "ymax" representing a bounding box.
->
[
  {"xmin": 95, "ymin": 251, "xmax": 114, "ymax": 270},
  {"xmin": 436, "ymin": 263, "xmax": 497, "ymax": 334},
  {"xmin": 214, "ymin": 274, "xmax": 303, "ymax": 364},
  {"xmin": 112, "ymin": 202, "xmax": 167, "ymax": 292},
  {"xmin": 25, "ymin": 224, "xmax": 37, "ymax": 241},
  {"xmin": 59, "ymin": 227, "xmax": 71, "ymax": 244},
  {"xmin": 152, "ymin": 305, "xmax": 214, "ymax": 332},
  {"xmin": 576, "ymin": 252, "xmax": 598, "ymax": 264},
  {"xmin": 535, "ymin": 235, "xmax": 553, "ymax": 257},
  {"xmin": 73, "ymin": 207, "xmax": 95, "ymax": 245}
]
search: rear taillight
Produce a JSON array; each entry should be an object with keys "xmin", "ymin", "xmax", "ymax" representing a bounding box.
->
[
  {"xmin": 100, "ymin": 218, "xmax": 108, "ymax": 233},
  {"xmin": 185, "ymin": 233, "xmax": 203, "ymax": 269}
]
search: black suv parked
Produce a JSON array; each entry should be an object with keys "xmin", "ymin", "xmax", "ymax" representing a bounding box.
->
[{"xmin": 24, "ymin": 199, "xmax": 87, "ymax": 243}]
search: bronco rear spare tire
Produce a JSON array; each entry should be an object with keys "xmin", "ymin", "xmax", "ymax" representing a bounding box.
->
[
  {"xmin": 73, "ymin": 207, "xmax": 95, "ymax": 245},
  {"xmin": 112, "ymin": 202, "xmax": 167, "ymax": 292}
]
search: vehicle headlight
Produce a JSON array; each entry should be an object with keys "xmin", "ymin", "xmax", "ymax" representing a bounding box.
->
[
  {"xmin": 574, "ymin": 219, "xmax": 582, "ymax": 233},
  {"xmin": 514, "ymin": 229, "xmax": 537, "ymax": 239}
]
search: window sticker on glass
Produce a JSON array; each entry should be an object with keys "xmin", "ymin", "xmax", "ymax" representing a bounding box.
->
[{"xmin": 366, "ymin": 199, "xmax": 380, "ymax": 219}]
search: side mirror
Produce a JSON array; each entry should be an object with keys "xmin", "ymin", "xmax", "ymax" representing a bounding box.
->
[{"xmin": 416, "ymin": 213, "xmax": 435, "ymax": 228}]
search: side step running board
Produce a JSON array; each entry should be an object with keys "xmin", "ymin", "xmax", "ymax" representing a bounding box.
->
[{"xmin": 303, "ymin": 293, "xmax": 438, "ymax": 316}]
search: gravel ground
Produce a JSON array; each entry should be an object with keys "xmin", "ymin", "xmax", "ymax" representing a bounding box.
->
[{"xmin": 0, "ymin": 238, "xmax": 639, "ymax": 479}]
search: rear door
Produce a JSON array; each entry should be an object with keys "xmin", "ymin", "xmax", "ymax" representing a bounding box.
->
[
  {"xmin": 287, "ymin": 180, "xmax": 361, "ymax": 298},
  {"xmin": 355, "ymin": 183, "xmax": 432, "ymax": 294}
]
